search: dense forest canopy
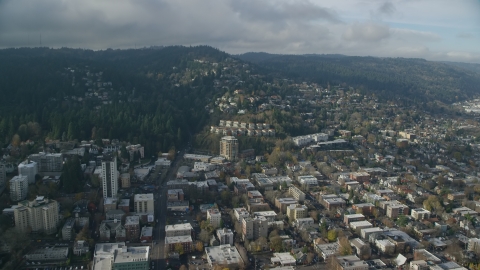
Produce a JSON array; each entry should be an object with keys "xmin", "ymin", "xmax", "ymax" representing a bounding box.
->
[
  {"xmin": 236, "ymin": 52, "xmax": 480, "ymax": 104},
  {"xmin": 0, "ymin": 46, "xmax": 228, "ymax": 155},
  {"xmin": 1, "ymin": 47, "xmax": 480, "ymax": 157}
]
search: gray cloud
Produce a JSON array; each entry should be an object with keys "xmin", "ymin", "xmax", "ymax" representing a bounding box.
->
[
  {"xmin": 342, "ymin": 22, "xmax": 390, "ymax": 42},
  {"xmin": 457, "ymin": 33, "xmax": 473, "ymax": 39},
  {"xmin": 0, "ymin": 0, "xmax": 477, "ymax": 63},
  {"xmin": 378, "ymin": 2, "xmax": 396, "ymax": 15}
]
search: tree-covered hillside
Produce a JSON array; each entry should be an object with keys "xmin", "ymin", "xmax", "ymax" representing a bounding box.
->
[
  {"xmin": 0, "ymin": 46, "xmax": 229, "ymax": 154},
  {"xmin": 236, "ymin": 53, "xmax": 480, "ymax": 104}
]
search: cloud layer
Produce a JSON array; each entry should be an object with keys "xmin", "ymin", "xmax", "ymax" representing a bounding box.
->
[{"xmin": 0, "ymin": 0, "xmax": 479, "ymax": 62}]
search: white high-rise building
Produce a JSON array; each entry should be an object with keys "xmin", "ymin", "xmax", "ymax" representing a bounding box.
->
[
  {"xmin": 18, "ymin": 160, "xmax": 38, "ymax": 184},
  {"xmin": 14, "ymin": 196, "xmax": 59, "ymax": 235},
  {"xmin": 10, "ymin": 175, "xmax": 29, "ymax": 202},
  {"xmin": 102, "ymin": 155, "xmax": 119, "ymax": 199},
  {"xmin": 29, "ymin": 152, "xmax": 63, "ymax": 172},
  {"xmin": 220, "ymin": 136, "xmax": 238, "ymax": 161}
]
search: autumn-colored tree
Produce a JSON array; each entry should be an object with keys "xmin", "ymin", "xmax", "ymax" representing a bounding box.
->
[
  {"xmin": 196, "ymin": 241, "xmax": 204, "ymax": 252},
  {"xmin": 174, "ymin": 243, "xmax": 184, "ymax": 255},
  {"xmin": 327, "ymin": 229, "xmax": 338, "ymax": 242},
  {"xmin": 338, "ymin": 237, "xmax": 353, "ymax": 255}
]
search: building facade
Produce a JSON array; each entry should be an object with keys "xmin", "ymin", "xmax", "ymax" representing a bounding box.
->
[
  {"xmin": 220, "ymin": 136, "xmax": 238, "ymax": 161},
  {"xmin": 102, "ymin": 155, "xmax": 119, "ymax": 199},
  {"xmin": 134, "ymin": 194, "xmax": 154, "ymax": 214},
  {"xmin": 29, "ymin": 152, "xmax": 63, "ymax": 173},
  {"xmin": 14, "ymin": 196, "xmax": 59, "ymax": 235},
  {"xmin": 286, "ymin": 204, "xmax": 307, "ymax": 222},
  {"xmin": 18, "ymin": 160, "xmax": 38, "ymax": 184},
  {"xmin": 207, "ymin": 208, "xmax": 222, "ymax": 228},
  {"xmin": 10, "ymin": 175, "xmax": 29, "ymax": 202}
]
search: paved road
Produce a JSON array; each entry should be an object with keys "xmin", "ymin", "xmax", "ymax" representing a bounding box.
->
[{"xmin": 152, "ymin": 150, "xmax": 185, "ymax": 269}]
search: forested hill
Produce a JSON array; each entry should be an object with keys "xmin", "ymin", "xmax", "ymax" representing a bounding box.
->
[
  {"xmin": 236, "ymin": 52, "xmax": 480, "ymax": 104},
  {"xmin": 0, "ymin": 46, "xmax": 231, "ymax": 154}
]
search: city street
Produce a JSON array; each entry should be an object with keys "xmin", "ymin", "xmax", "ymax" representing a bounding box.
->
[{"xmin": 152, "ymin": 150, "xmax": 185, "ymax": 269}]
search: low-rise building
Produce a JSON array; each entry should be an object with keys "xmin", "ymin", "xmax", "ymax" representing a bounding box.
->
[
  {"xmin": 286, "ymin": 204, "xmax": 307, "ymax": 222},
  {"xmin": 275, "ymin": 198, "xmax": 298, "ymax": 213},
  {"xmin": 234, "ymin": 208, "xmax": 250, "ymax": 221},
  {"xmin": 165, "ymin": 223, "xmax": 193, "ymax": 237},
  {"xmin": 361, "ymin": 227, "xmax": 383, "ymax": 239},
  {"xmin": 411, "ymin": 208, "xmax": 431, "ymax": 220},
  {"xmin": 125, "ymin": 216, "xmax": 140, "ymax": 242},
  {"xmin": 205, "ymin": 244, "xmax": 244, "ymax": 269},
  {"xmin": 217, "ymin": 228, "xmax": 234, "ymax": 246},
  {"xmin": 386, "ymin": 203, "xmax": 409, "ymax": 219},
  {"xmin": 344, "ymin": 214, "xmax": 365, "ymax": 225},
  {"xmin": 62, "ymin": 218, "xmax": 76, "ymax": 240},
  {"xmin": 25, "ymin": 247, "xmax": 69, "ymax": 262},
  {"xmin": 350, "ymin": 221, "xmax": 373, "ymax": 231},
  {"xmin": 315, "ymin": 242, "xmax": 339, "ymax": 260},
  {"xmin": 73, "ymin": 240, "xmax": 89, "ymax": 256},
  {"xmin": 289, "ymin": 186, "xmax": 306, "ymax": 202},
  {"xmin": 375, "ymin": 239, "xmax": 395, "ymax": 254},
  {"xmin": 332, "ymin": 255, "xmax": 368, "ymax": 270},
  {"xmin": 293, "ymin": 217, "xmax": 315, "ymax": 230},
  {"xmin": 207, "ymin": 208, "xmax": 222, "ymax": 228},
  {"xmin": 253, "ymin": 211, "xmax": 277, "ymax": 222},
  {"xmin": 93, "ymin": 243, "xmax": 149, "ymax": 270},
  {"xmin": 164, "ymin": 235, "xmax": 193, "ymax": 254},
  {"xmin": 271, "ymin": 252, "xmax": 296, "ymax": 266},
  {"xmin": 167, "ymin": 189, "xmax": 185, "ymax": 201},
  {"xmin": 140, "ymin": 227, "xmax": 153, "ymax": 243},
  {"xmin": 297, "ymin": 175, "xmax": 318, "ymax": 189}
]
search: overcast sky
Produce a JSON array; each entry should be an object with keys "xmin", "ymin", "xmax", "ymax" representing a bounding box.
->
[{"xmin": 1, "ymin": 0, "xmax": 479, "ymax": 63}]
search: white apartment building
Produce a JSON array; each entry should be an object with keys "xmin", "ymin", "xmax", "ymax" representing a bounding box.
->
[
  {"xmin": 18, "ymin": 160, "xmax": 38, "ymax": 184},
  {"xmin": 14, "ymin": 196, "xmax": 59, "ymax": 235},
  {"xmin": 289, "ymin": 186, "xmax": 306, "ymax": 202},
  {"xmin": 234, "ymin": 208, "xmax": 250, "ymax": 221},
  {"xmin": 165, "ymin": 223, "xmax": 193, "ymax": 237},
  {"xmin": 10, "ymin": 175, "xmax": 29, "ymax": 202},
  {"xmin": 411, "ymin": 208, "xmax": 431, "ymax": 220},
  {"xmin": 102, "ymin": 155, "xmax": 119, "ymax": 199},
  {"xmin": 134, "ymin": 194, "xmax": 154, "ymax": 214},
  {"xmin": 29, "ymin": 152, "xmax": 63, "ymax": 173},
  {"xmin": 207, "ymin": 208, "xmax": 222, "ymax": 228},
  {"xmin": 242, "ymin": 216, "xmax": 268, "ymax": 240},
  {"xmin": 62, "ymin": 218, "xmax": 75, "ymax": 240},
  {"xmin": 193, "ymin": 162, "xmax": 216, "ymax": 172},
  {"xmin": 94, "ymin": 243, "xmax": 149, "ymax": 270},
  {"xmin": 292, "ymin": 133, "xmax": 328, "ymax": 147},
  {"xmin": 217, "ymin": 228, "xmax": 234, "ymax": 245},
  {"xmin": 297, "ymin": 175, "xmax": 318, "ymax": 188}
]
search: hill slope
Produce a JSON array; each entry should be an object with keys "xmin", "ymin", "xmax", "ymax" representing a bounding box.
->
[{"xmin": 236, "ymin": 53, "xmax": 480, "ymax": 103}]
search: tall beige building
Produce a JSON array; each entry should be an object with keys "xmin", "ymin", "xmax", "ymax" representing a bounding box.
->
[
  {"xmin": 14, "ymin": 196, "xmax": 59, "ymax": 235},
  {"xmin": 134, "ymin": 194, "xmax": 154, "ymax": 214},
  {"xmin": 220, "ymin": 136, "xmax": 238, "ymax": 161},
  {"xmin": 242, "ymin": 216, "xmax": 268, "ymax": 240},
  {"xmin": 286, "ymin": 204, "xmax": 308, "ymax": 222},
  {"xmin": 120, "ymin": 173, "xmax": 131, "ymax": 188}
]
